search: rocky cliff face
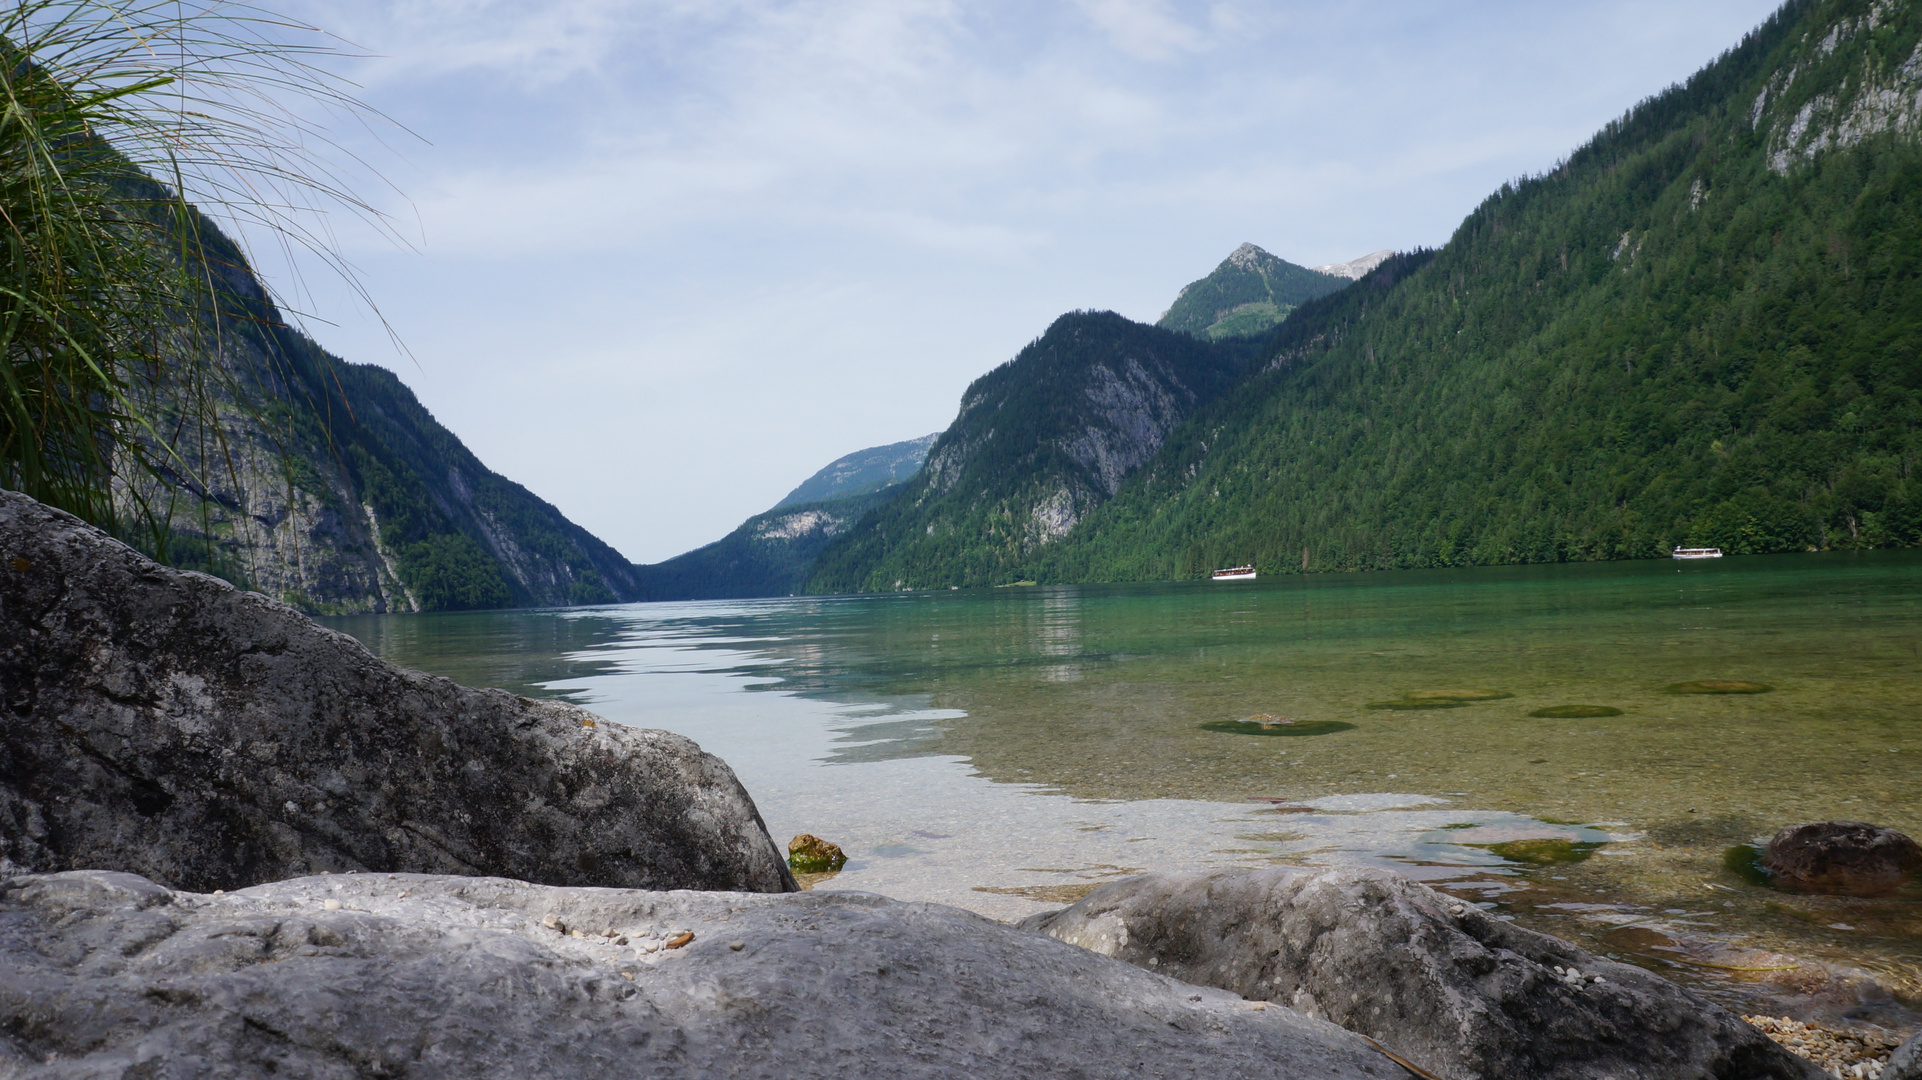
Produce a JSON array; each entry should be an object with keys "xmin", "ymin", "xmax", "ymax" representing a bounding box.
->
[
  {"xmin": 0, "ymin": 489, "xmax": 792, "ymax": 893},
  {"xmin": 114, "ymin": 220, "xmax": 641, "ymax": 614},
  {"xmin": 806, "ymin": 312, "xmax": 1244, "ymax": 590}
]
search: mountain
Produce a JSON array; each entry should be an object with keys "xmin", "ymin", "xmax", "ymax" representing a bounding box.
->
[
  {"xmin": 123, "ymin": 222, "xmax": 642, "ymax": 613},
  {"xmin": 1028, "ymin": 0, "xmax": 1922, "ymax": 580},
  {"xmin": 773, "ymin": 433, "xmax": 938, "ymax": 509},
  {"xmin": 1310, "ymin": 249, "xmax": 1395, "ymax": 280},
  {"xmin": 1156, "ymin": 243, "xmax": 1351, "ymax": 340},
  {"xmin": 807, "ymin": 312, "xmax": 1250, "ymax": 591},
  {"xmin": 637, "ymin": 433, "xmax": 938, "ymax": 600},
  {"xmin": 806, "ymin": 0, "xmax": 1922, "ymax": 591},
  {"xmin": 636, "ymin": 487, "xmax": 903, "ymax": 601}
]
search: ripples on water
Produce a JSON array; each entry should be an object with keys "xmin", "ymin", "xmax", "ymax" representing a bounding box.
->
[{"xmin": 326, "ymin": 551, "xmax": 1922, "ymax": 1018}]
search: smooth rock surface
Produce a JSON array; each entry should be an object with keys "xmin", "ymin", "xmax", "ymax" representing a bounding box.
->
[
  {"xmin": 0, "ymin": 489, "xmax": 794, "ymax": 894},
  {"xmin": 1022, "ymin": 867, "xmax": 1825, "ymax": 1080},
  {"xmin": 0, "ymin": 869, "xmax": 1402, "ymax": 1079},
  {"xmin": 1760, "ymin": 821, "xmax": 1922, "ymax": 896},
  {"xmin": 1889, "ymin": 1030, "xmax": 1922, "ymax": 1080}
]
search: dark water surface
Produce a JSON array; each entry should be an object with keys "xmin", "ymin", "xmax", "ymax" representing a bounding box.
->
[{"xmin": 325, "ymin": 551, "xmax": 1922, "ymax": 1018}]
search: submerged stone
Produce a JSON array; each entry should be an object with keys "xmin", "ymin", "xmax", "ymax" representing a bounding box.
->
[
  {"xmin": 1200, "ymin": 719, "xmax": 1357, "ymax": 737},
  {"xmin": 1528, "ymin": 705, "xmax": 1623, "ymax": 718},
  {"xmin": 788, "ymin": 833, "xmax": 848, "ymax": 874},
  {"xmin": 1760, "ymin": 821, "xmax": 1922, "ymax": 897},
  {"xmin": 1664, "ymin": 680, "xmax": 1773, "ymax": 694}
]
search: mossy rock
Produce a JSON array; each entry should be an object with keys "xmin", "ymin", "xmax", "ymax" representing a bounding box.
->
[
  {"xmin": 1200, "ymin": 719, "xmax": 1356, "ymax": 737},
  {"xmin": 1367, "ymin": 699, "xmax": 1468, "ymax": 711},
  {"xmin": 1664, "ymin": 680, "xmax": 1772, "ymax": 695},
  {"xmin": 787, "ymin": 833, "xmax": 847, "ymax": 874},
  {"xmin": 1722, "ymin": 844, "xmax": 1771, "ymax": 887},
  {"xmin": 1528, "ymin": 705, "xmax": 1623, "ymax": 718},
  {"xmin": 1484, "ymin": 838, "xmax": 1600, "ymax": 866}
]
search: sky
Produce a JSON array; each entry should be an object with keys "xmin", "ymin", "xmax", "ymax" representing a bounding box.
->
[{"xmin": 244, "ymin": 0, "xmax": 1785, "ymax": 564}]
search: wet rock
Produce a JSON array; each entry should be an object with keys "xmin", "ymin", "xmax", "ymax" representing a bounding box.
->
[
  {"xmin": 1022, "ymin": 867, "xmax": 1823, "ymax": 1080},
  {"xmin": 0, "ymin": 869, "xmax": 1397, "ymax": 1079},
  {"xmin": 787, "ymin": 833, "xmax": 848, "ymax": 873},
  {"xmin": 1888, "ymin": 1030, "xmax": 1922, "ymax": 1080},
  {"xmin": 0, "ymin": 489, "xmax": 795, "ymax": 894},
  {"xmin": 1761, "ymin": 821, "xmax": 1922, "ymax": 897}
]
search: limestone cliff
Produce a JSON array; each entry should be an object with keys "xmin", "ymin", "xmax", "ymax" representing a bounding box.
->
[{"xmin": 116, "ymin": 222, "xmax": 640, "ymax": 613}]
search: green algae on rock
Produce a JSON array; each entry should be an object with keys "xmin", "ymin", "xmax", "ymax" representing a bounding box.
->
[
  {"xmin": 1528, "ymin": 705, "xmax": 1624, "ymax": 718},
  {"xmin": 1200, "ymin": 719, "xmax": 1356, "ymax": 737},
  {"xmin": 788, "ymin": 834, "xmax": 848, "ymax": 874},
  {"xmin": 1665, "ymin": 680, "xmax": 1773, "ymax": 694},
  {"xmin": 1485, "ymin": 838, "xmax": 1601, "ymax": 866}
]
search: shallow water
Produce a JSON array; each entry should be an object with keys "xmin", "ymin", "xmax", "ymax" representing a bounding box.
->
[{"xmin": 324, "ymin": 551, "xmax": 1922, "ymax": 1020}]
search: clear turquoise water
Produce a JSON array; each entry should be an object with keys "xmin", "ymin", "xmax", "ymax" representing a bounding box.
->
[{"xmin": 324, "ymin": 551, "xmax": 1922, "ymax": 1014}]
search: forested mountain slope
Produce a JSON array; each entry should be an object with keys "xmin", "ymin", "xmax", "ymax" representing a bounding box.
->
[
  {"xmin": 807, "ymin": 312, "xmax": 1250, "ymax": 591},
  {"xmin": 1157, "ymin": 243, "xmax": 1350, "ymax": 340},
  {"xmin": 1024, "ymin": 0, "xmax": 1922, "ymax": 581},
  {"xmin": 132, "ymin": 221, "xmax": 642, "ymax": 613},
  {"xmin": 774, "ymin": 433, "xmax": 937, "ymax": 509}
]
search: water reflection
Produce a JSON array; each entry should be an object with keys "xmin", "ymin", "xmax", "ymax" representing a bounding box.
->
[{"xmin": 325, "ymin": 551, "xmax": 1922, "ymax": 1016}]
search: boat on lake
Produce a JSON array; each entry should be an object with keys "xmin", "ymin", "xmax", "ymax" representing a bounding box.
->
[
  {"xmin": 1671, "ymin": 547, "xmax": 1723, "ymax": 560},
  {"xmin": 1211, "ymin": 565, "xmax": 1257, "ymax": 581}
]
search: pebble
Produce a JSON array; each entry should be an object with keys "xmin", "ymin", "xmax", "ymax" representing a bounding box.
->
[
  {"xmin": 665, "ymin": 931, "xmax": 695, "ymax": 950},
  {"xmin": 541, "ymin": 913, "xmax": 564, "ymax": 933},
  {"xmin": 1743, "ymin": 1015, "xmax": 1902, "ymax": 1078},
  {"xmin": 729, "ymin": 940, "xmax": 745, "ymax": 951},
  {"xmin": 322, "ymin": 899, "xmax": 342, "ymax": 911}
]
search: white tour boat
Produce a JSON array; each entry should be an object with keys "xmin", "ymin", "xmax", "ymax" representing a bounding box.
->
[
  {"xmin": 1671, "ymin": 547, "xmax": 1723, "ymax": 560},
  {"xmin": 1211, "ymin": 565, "xmax": 1257, "ymax": 581}
]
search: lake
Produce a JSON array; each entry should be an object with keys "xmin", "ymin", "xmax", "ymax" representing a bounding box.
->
[{"xmin": 324, "ymin": 551, "xmax": 1922, "ymax": 1016}]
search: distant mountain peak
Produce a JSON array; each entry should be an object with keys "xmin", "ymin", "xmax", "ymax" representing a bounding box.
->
[
  {"xmin": 1158, "ymin": 244, "xmax": 1349, "ymax": 341},
  {"xmin": 1310, "ymin": 249, "xmax": 1395, "ymax": 280},
  {"xmin": 1225, "ymin": 242, "xmax": 1268, "ymax": 269}
]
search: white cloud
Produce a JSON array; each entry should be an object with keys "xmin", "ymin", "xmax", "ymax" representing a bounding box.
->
[
  {"xmin": 1070, "ymin": 0, "xmax": 1208, "ymax": 61},
  {"xmin": 251, "ymin": 0, "xmax": 1786, "ymax": 560}
]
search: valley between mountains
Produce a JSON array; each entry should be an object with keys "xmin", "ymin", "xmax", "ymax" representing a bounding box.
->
[{"xmin": 155, "ymin": 0, "xmax": 1922, "ymax": 607}]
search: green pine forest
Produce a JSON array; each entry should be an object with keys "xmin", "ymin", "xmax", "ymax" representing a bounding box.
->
[{"xmin": 808, "ymin": 0, "xmax": 1922, "ymax": 590}]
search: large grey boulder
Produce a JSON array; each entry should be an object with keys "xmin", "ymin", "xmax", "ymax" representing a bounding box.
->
[
  {"xmin": 1022, "ymin": 867, "xmax": 1824, "ymax": 1080},
  {"xmin": 0, "ymin": 869, "xmax": 1405, "ymax": 1079},
  {"xmin": 0, "ymin": 489, "xmax": 793, "ymax": 894},
  {"xmin": 1889, "ymin": 1031, "xmax": 1922, "ymax": 1080}
]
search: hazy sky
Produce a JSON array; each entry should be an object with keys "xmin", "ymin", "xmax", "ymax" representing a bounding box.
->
[{"xmin": 255, "ymin": 0, "xmax": 1782, "ymax": 563}]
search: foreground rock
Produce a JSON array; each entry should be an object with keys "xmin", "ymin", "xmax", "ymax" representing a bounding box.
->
[
  {"xmin": 1761, "ymin": 821, "xmax": 1922, "ymax": 896},
  {"xmin": 1890, "ymin": 1031, "xmax": 1922, "ymax": 1080},
  {"xmin": 0, "ymin": 870, "xmax": 1402, "ymax": 1079},
  {"xmin": 1023, "ymin": 867, "xmax": 1824, "ymax": 1080},
  {"xmin": 0, "ymin": 490, "xmax": 793, "ymax": 894}
]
